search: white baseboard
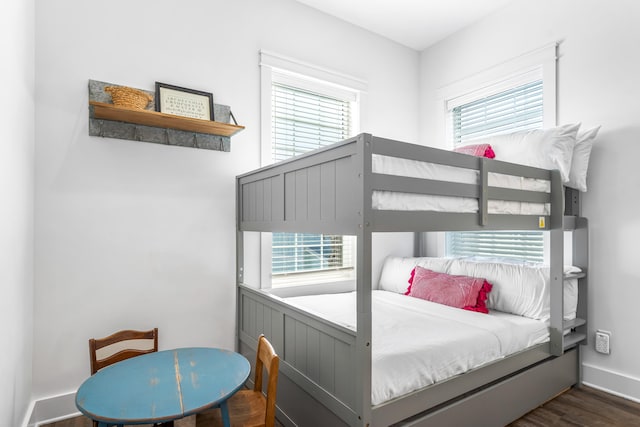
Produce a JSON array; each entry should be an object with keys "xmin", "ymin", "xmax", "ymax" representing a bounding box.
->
[
  {"xmin": 26, "ymin": 391, "xmax": 80, "ymax": 427},
  {"xmin": 582, "ymin": 363, "xmax": 640, "ymax": 403},
  {"xmin": 23, "ymin": 364, "xmax": 640, "ymax": 426},
  {"xmin": 21, "ymin": 399, "xmax": 36, "ymax": 427}
]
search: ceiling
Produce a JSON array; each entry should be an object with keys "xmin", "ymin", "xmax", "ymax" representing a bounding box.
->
[{"xmin": 294, "ymin": 0, "xmax": 514, "ymax": 51}]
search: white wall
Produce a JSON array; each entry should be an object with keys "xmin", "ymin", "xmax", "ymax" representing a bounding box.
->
[
  {"xmin": 32, "ymin": 0, "xmax": 418, "ymax": 405},
  {"xmin": 36, "ymin": 0, "xmax": 638, "ymax": 417},
  {"xmin": 419, "ymin": 0, "xmax": 640, "ymax": 400},
  {"xmin": 0, "ymin": 0, "xmax": 35, "ymax": 426}
]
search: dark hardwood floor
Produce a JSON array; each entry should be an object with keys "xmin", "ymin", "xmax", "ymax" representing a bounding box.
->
[
  {"xmin": 507, "ymin": 386, "xmax": 640, "ymax": 426},
  {"xmin": 43, "ymin": 386, "xmax": 640, "ymax": 427}
]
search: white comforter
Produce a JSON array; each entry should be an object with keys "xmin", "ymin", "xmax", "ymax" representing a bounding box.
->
[{"xmin": 285, "ymin": 290, "xmax": 549, "ymax": 405}]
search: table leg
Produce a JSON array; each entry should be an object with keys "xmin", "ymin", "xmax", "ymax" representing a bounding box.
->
[{"xmin": 220, "ymin": 401, "xmax": 231, "ymax": 427}]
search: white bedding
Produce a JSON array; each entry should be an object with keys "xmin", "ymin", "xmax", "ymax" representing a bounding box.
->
[
  {"xmin": 371, "ymin": 154, "xmax": 551, "ymax": 214},
  {"xmin": 378, "ymin": 256, "xmax": 580, "ymax": 321},
  {"xmin": 284, "ymin": 290, "xmax": 549, "ymax": 405}
]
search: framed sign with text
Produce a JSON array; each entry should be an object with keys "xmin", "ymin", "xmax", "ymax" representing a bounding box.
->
[{"xmin": 155, "ymin": 82, "xmax": 215, "ymax": 121}]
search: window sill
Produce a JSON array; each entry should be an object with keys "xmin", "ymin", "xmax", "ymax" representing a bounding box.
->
[
  {"xmin": 267, "ymin": 280, "xmax": 356, "ymax": 299},
  {"xmin": 271, "ymin": 268, "xmax": 355, "ymax": 288}
]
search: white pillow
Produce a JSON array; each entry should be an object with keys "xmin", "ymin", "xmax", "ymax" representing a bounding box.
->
[
  {"xmin": 378, "ymin": 256, "xmax": 452, "ymax": 293},
  {"xmin": 379, "ymin": 256, "xmax": 579, "ymax": 321},
  {"xmin": 448, "ymin": 258, "xmax": 578, "ymax": 321},
  {"xmin": 448, "ymin": 258, "xmax": 548, "ymax": 319},
  {"xmin": 475, "ymin": 124, "xmax": 581, "ymax": 184},
  {"xmin": 563, "ymin": 278, "xmax": 578, "ymax": 320},
  {"xmin": 566, "ymin": 126, "xmax": 601, "ymax": 192}
]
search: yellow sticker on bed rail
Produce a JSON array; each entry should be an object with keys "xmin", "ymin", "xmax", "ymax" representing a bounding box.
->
[{"xmin": 539, "ymin": 217, "xmax": 545, "ymax": 228}]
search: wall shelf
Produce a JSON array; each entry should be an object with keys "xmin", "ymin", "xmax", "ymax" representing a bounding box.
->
[
  {"xmin": 90, "ymin": 101, "xmax": 245, "ymax": 137},
  {"xmin": 88, "ymin": 79, "xmax": 243, "ymax": 152}
]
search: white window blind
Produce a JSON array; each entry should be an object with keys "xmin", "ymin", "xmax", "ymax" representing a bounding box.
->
[
  {"xmin": 271, "ymin": 82, "xmax": 355, "ymax": 277},
  {"xmin": 447, "ymin": 80, "xmax": 545, "ymax": 263},
  {"xmin": 453, "ymin": 80, "xmax": 543, "ymax": 145},
  {"xmin": 446, "ymin": 231, "xmax": 544, "ymax": 263},
  {"xmin": 272, "ymin": 233, "xmax": 354, "ymax": 274},
  {"xmin": 272, "ymin": 83, "xmax": 352, "ymax": 162}
]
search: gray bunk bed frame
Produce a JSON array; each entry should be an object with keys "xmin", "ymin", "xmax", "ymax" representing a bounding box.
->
[{"xmin": 236, "ymin": 133, "xmax": 588, "ymax": 427}]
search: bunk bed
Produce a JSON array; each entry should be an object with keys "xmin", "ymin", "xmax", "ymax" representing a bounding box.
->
[{"xmin": 235, "ymin": 133, "xmax": 589, "ymax": 427}]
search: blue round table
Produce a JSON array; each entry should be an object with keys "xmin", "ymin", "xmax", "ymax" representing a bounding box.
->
[{"xmin": 76, "ymin": 347, "xmax": 250, "ymax": 427}]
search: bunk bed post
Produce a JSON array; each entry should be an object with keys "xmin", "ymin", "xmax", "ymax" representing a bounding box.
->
[
  {"xmin": 573, "ymin": 216, "xmax": 589, "ymax": 384},
  {"xmin": 236, "ymin": 176, "xmax": 244, "ymax": 353},
  {"xmin": 565, "ymin": 186, "xmax": 581, "ymax": 216},
  {"xmin": 356, "ymin": 134, "xmax": 373, "ymax": 426},
  {"xmin": 549, "ymin": 170, "xmax": 564, "ymax": 356}
]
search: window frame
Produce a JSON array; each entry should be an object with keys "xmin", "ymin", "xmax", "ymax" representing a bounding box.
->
[
  {"xmin": 430, "ymin": 43, "xmax": 557, "ymax": 262},
  {"xmin": 435, "ymin": 43, "xmax": 557, "ymax": 145},
  {"xmin": 259, "ymin": 50, "xmax": 366, "ymax": 289}
]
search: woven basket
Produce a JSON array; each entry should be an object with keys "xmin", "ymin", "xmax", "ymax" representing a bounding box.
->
[{"xmin": 104, "ymin": 86, "xmax": 153, "ymax": 109}]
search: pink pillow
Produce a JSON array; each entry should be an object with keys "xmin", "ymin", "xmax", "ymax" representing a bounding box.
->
[
  {"xmin": 406, "ymin": 266, "xmax": 492, "ymax": 313},
  {"xmin": 453, "ymin": 143, "xmax": 496, "ymax": 159}
]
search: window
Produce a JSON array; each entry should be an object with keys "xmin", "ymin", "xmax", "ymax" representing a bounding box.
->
[
  {"xmin": 439, "ymin": 44, "xmax": 557, "ymax": 263},
  {"xmin": 447, "ymin": 80, "xmax": 545, "ymax": 263},
  {"xmin": 271, "ymin": 82, "xmax": 352, "ymax": 162},
  {"xmin": 451, "ymin": 80, "xmax": 543, "ymax": 145},
  {"xmin": 446, "ymin": 230, "xmax": 545, "ymax": 262},
  {"xmin": 272, "ymin": 233, "xmax": 353, "ymax": 274},
  {"xmin": 271, "ymin": 82, "xmax": 356, "ymax": 281},
  {"xmin": 260, "ymin": 51, "xmax": 365, "ymax": 287}
]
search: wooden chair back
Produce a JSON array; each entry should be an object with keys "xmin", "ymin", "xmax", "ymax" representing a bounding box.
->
[
  {"xmin": 89, "ymin": 328, "xmax": 158, "ymax": 375},
  {"xmin": 253, "ymin": 335, "xmax": 280, "ymax": 427}
]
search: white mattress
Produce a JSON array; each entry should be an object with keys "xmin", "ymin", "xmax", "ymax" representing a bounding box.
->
[
  {"xmin": 285, "ymin": 290, "xmax": 549, "ymax": 405},
  {"xmin": 371, "ymin": 154, "xmax": 551, "ymax": 215}
]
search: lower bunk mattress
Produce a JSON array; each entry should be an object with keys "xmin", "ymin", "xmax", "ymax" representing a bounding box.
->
[{"xmin": 284, "ymin": 290, "xmax": 549, "ymax": 406}]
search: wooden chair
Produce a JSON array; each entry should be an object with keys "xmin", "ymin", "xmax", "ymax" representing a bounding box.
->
[
  {"xmin": 199, "ymin": 335, "xmax": 280, "ymax": 427},
  {"xmin": 88, "ymin": 328, "xmax": 159, "ymax": 427},
  {"xmin": 89, "ymin": 328, "xmax": 158, "ymax": 375}
]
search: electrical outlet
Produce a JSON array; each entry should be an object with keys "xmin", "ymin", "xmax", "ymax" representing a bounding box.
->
[{"xmin": 595, "ymin": 330, "xmax": 611, "ymax": 354}]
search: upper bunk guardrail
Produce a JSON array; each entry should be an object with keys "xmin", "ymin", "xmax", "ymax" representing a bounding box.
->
[
  {"xmin": 237, "ymin": 133, "xmax": 565, "ymax": 234},
  {"xmin": 237, "ymin": 136, "xmax": 362, "ymax": 234},
  {"xmin": 369, "ymin": 135, "xmax": 562, "ymax": 232}
]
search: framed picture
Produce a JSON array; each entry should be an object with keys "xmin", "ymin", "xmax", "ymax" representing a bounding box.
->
[{"xmin": 155, "ymin": 82, "xmax": 215, "ymax": 121}]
